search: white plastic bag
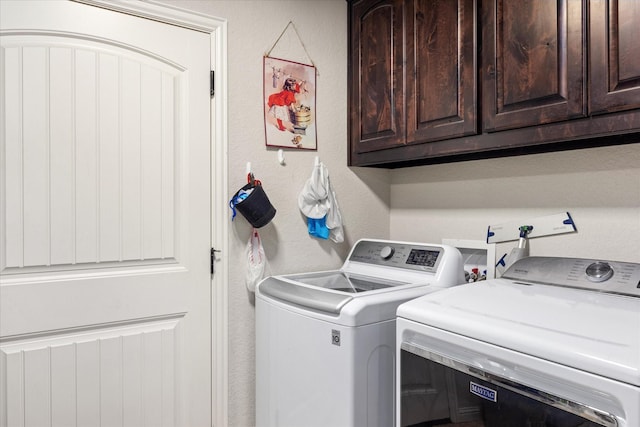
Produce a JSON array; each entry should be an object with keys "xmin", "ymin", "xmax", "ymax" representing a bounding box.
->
[
  {"xmin": 325, "ymin": 176, "xmax": 344, "ymax": 243},
  {"xmin": 245, "ymin": 228, "xmax": 266, "ymax": 292},
  {"xmin": 298, "ymin": 160, "xmax": 344, "ymax": 242},
  {"xmin": 298, "ymin": 162, "xmax": 330, "ymax": 219}
]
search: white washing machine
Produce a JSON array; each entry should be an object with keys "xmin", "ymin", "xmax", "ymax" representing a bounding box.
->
[
  {"xmin": 255, "ymin": 239, "xmax": 466, "ymax": 427},
  {"xmin": 396, "ymin": 256, "xmax": 640, "ymax": 427}
]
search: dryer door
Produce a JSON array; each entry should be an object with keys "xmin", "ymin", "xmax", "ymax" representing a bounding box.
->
[{"xmin": 400, "ymin": 345, "xmax": 616, "ymax": 427}]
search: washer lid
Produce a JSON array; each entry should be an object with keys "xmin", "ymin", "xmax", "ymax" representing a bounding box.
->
[
  {"xmin": 257, "ymin": 271, "xmax": 409, "ymax": 315},
  {"xmin": 285, "ymin": 271, "xmax": 408, "ymax": 293},
  {"xmin": 258, "ymin": 275, "xmax": 354, "ymax": 314},
  {"xmin": 397, "ymin": 279, "xmax": 640, "ymax": 387}
]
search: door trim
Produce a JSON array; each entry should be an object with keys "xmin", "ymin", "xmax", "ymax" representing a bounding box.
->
[{"xmin": 72, "ymin": 1, "xmax": 229, "ymax": 425}]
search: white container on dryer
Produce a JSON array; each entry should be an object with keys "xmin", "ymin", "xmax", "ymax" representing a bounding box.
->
[{"xmin": 255, "ymin": 239, "xmax": 466, "ymax": 427}]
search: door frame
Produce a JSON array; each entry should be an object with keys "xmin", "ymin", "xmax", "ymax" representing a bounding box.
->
[{"xmin": 73, "ymin": 1, "xmax": 229, "ymax": 425}]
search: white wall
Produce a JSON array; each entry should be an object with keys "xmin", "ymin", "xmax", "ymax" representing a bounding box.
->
[
  {"xmin": 390, "ymin": 143, "xmax": 640, "ymax": 264},
  {"xmin": 157, "ymin": 1, "xmax": 389, "ymax": 426}
]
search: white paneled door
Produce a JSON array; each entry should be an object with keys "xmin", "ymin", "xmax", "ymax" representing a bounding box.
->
[{"xmin": 0, "ymin": 1, "xmax": 214, "ymax": 426}]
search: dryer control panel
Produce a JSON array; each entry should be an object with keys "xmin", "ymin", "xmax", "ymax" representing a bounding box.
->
[
  {"xmin": 503, "ymin": 256, "xmax": 640, "ymax": 297},
  {"xmin": 347, "ymin": 240, "xmax": 444, "ymax": 273}
]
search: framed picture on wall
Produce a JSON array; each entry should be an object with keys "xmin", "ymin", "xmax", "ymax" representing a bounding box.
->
[{"xmin": 263, "ymin": 56, "xmax": 317, "ymax": 150}]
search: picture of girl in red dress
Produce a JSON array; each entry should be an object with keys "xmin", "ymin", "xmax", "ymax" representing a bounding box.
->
[
  {"xmin": 264, "ymin": 57, "xmax": 316, "ymax": 150},
  {"xmin": 267, "ymin": 77, "xmax": 303, "ymax": 132}
]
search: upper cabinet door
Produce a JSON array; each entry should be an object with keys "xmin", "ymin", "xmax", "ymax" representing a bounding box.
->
[
  {"xmin": 406, "ymin": 0, "xmax": 477, "ymax": 143},
  {"xmin": 349, "ymin": 0, "xmax": 406, "ymax": 156},
  {"xmin": 482, "ymin": 0, "xmax": 586, "ymax": 132},
  {"xmin": 589, "ymin": 0, "xmax": 640, "ymax": 114}
]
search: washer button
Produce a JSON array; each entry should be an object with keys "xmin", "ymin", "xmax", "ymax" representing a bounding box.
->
[
  {"xmin": 380, "ymin": 246, "xmax": 395, "ymax": 260},
  {"xmin": 586, "ymin": 262, "xmax": 614, "ymax": 282}
]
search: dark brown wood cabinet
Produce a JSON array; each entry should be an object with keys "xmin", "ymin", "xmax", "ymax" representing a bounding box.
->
[
  {"xmin": 589, "ymin": 0, "xmax": 640, "ymax": 114},
  {"xmin": 348, "ymin": 0, "xmax": 640, "ymax": 168},
  {"xmin": 406, "ymin": 0, "xmax": 477, "ymax": 142},
  {"xmin": 348, "ymin": 0, "xmax": 476, "ymax": 159},
  {"xmin": 349, "ymin": 0, "xmax": 406, "ymax": 154},
  {"xmin": 482, "ymin": 0, "xmax": 585, "ymax": 131}
]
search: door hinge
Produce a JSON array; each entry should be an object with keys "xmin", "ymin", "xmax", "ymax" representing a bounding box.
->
[
  {"xmin": 211, "ymin": 247, "xmax": 221, "ymax": 274},
  {"xmin": 210, "ymin": 70, "xmax": 215, "ymax": 97}
]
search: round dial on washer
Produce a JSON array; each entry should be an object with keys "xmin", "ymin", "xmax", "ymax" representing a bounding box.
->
[
  {"xmin": 380, "ymin": 246, "xmax": 395, "ymax": 260},
  {"xmin": 586, "ymin": 262, "xmax": 614, "ymax": 282}
]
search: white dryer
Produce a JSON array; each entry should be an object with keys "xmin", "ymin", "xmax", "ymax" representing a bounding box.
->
[
  {"xmin": 397, "ymin": 256, "xmax": 640, "ymax": 427},
  {"xmin": 255, "ymin": 239, "xmax": 466, "ymax": 427}
]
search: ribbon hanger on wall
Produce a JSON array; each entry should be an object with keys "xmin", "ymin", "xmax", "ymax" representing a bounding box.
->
[{"xmin": 265, "ymin": 20, "xmax": 318, "ymax": 75}]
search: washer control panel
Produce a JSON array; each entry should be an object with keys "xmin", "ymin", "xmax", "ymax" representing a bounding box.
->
[
  {"xmin": 503, "ymin": 256, "xmax": 640, "ymax": 297},
  {"xmin": 347, "ymin": 240, "xmax": 444, "ymax": 273}
]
